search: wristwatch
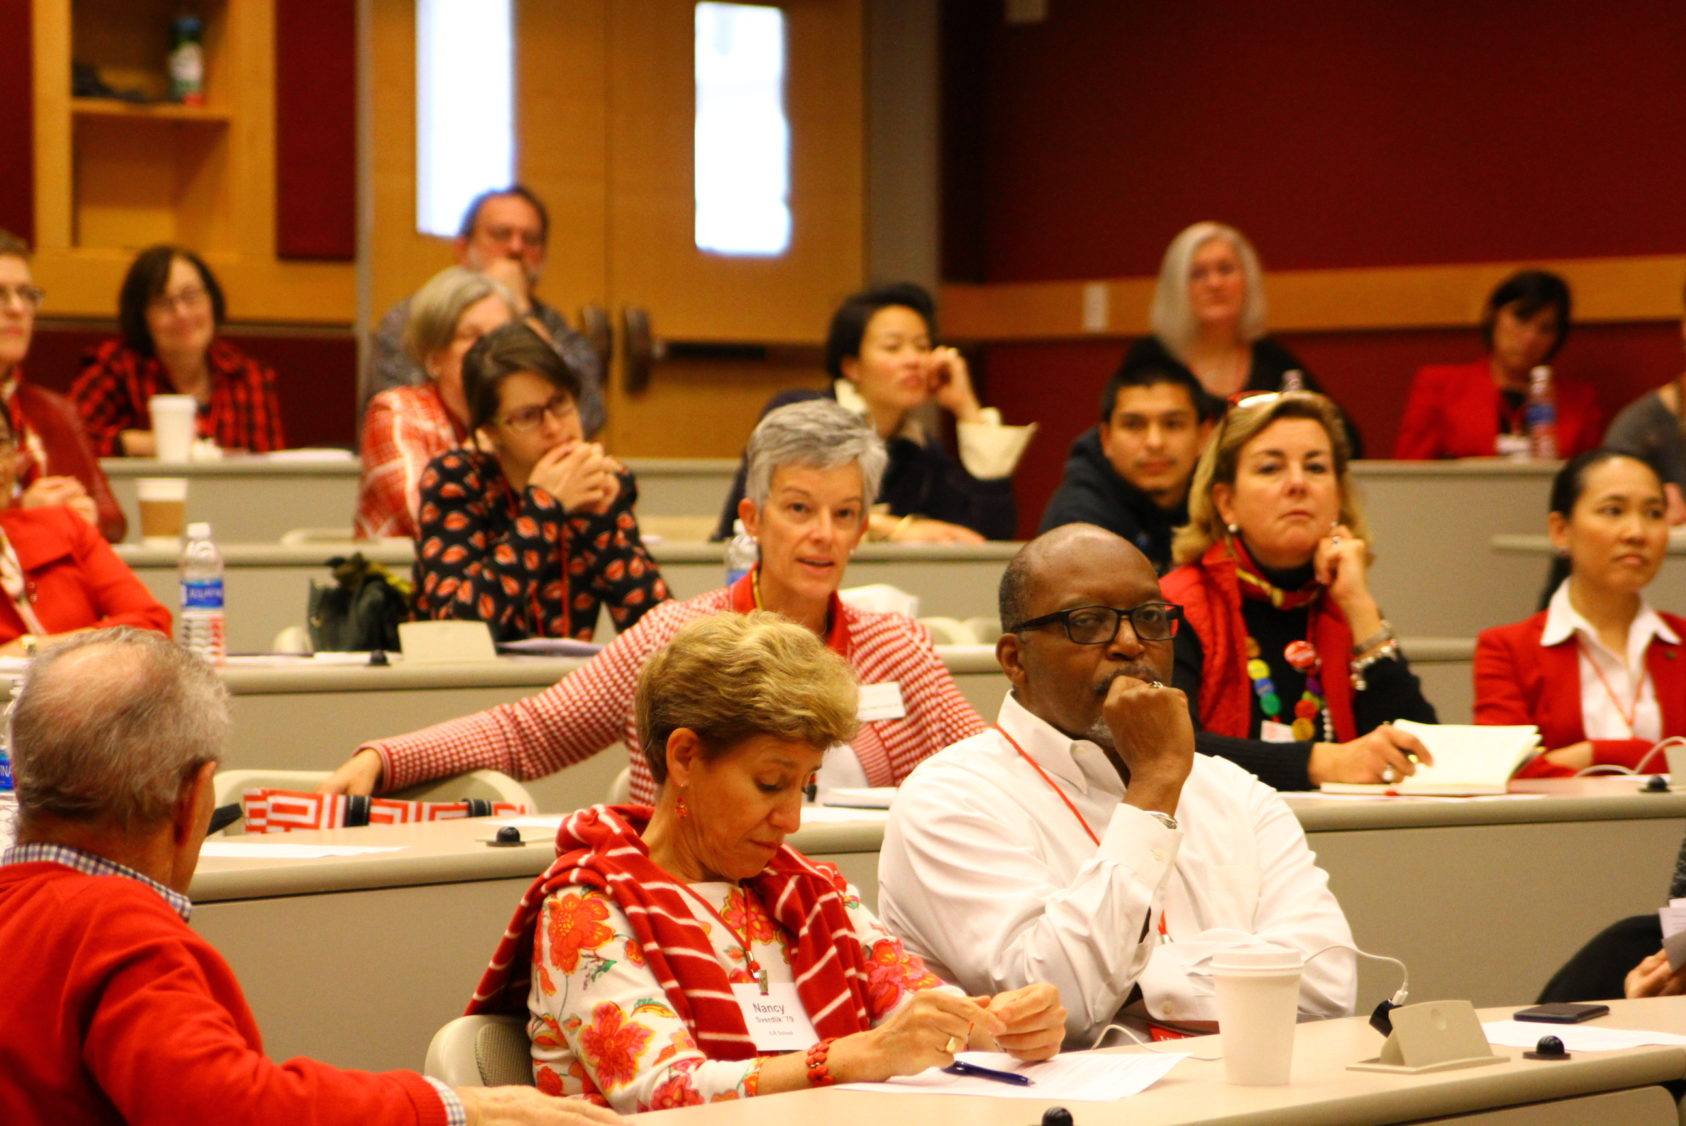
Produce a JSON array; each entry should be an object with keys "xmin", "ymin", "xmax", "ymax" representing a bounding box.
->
[{"xmin": 1144, "ymin": 810, "xmax": 1178, "ymax": 832}]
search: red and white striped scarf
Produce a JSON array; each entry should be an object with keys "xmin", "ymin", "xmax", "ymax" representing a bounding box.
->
[{"xmin": 468, "ymin": 804, "xmax": 884, "ymax": 1058}]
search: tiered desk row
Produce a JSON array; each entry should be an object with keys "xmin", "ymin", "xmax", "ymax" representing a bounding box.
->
[{"xmin": 82, "ymin": 454, "xmax": 1686, "ymax": 1121}]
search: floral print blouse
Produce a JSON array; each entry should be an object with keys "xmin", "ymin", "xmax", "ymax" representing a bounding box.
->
[{"xmin": 527, "ymin": 878, "xmax": 950, "ymax": 1112}]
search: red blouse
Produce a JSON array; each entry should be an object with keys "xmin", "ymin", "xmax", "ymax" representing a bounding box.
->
[
  {"xmin": 71, "ymin": 338, "xmax": 286, "ymax": 456},
  {"xmin": 1394, "ymin": 358, "xmax": 1602, "ymax": 460}
]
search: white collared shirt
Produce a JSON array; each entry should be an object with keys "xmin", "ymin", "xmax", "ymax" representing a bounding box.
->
[
  {"xmin": 1542, "ymin": 580, "xmax": 1678, "ymax": 743},
  {"xmin": 832, "ymin": 379, "xmax": 1035, "ymax": 480},
  {"xmin": 878, "ymin": 694, "xmax": 1356, "ymax": 1046}
]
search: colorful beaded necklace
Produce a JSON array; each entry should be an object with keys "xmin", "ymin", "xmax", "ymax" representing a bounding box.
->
[{"xmin": 1232, "ymin": 539, "xmax": 1334, "ymax": 743}]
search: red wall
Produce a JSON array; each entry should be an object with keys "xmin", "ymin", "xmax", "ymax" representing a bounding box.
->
[
  {"xmin": 943, "ymin": 3, "xmax": 1686, "ymax": 536},
  {"xmin": 0, "ymin": 1, "xmax": 34, "ymax": 243}
]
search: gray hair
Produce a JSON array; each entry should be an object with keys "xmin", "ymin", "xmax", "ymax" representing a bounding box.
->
[
  {"xmin": 11, "ymin": 629, "xmax": 230, "ymax": 831},
  {"xmin": 402, "ymin": 266, "xmax": 517, "ymax": 369},
  {"xmin": 744, "ymin": 399, "xmax": 887, "ymax": 510},
  {"xmin": 1149, "ymin": 221, "xmax": 1268, "ymax": 354}
]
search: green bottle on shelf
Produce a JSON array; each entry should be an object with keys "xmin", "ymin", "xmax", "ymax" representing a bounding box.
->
[{"xmin": 169, "ymin": 12, "xmax": 205, "ymax": 106}]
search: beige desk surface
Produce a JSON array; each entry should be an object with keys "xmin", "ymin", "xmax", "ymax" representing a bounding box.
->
[
  {"xmin": 113, "ymin": 540, "xmax": 1020, "ymax": 651},
  {"xmin": 630, "ymin": 997, "xmax": 1686, "ymax": 1125}
]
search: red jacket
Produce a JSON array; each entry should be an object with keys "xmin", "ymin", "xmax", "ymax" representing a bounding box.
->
[
  {"xmin": 0, "ymin": 863, "xmax": 448, "ymax": 1125},
  {"xmin": 5, "ymin": 377, "xmax": 127, "ymax": 541},
  {"xmin": 1160, "ymin": 541, "xmax": 1359, "ymax": 742},
  {"xmin": 0, "ymin": 506, "xmax": 171, "ymax": 643},
  {"xmin": 1474, "ymin": 610, "xmax": 1686, "ymax": 777},
  {"xmin": 1394, "ymin": 358, "xmax": 1603, "ymax": 460}
]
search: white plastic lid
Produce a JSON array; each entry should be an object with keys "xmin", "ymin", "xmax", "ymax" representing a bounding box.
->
[
  {"xmin": 186, "ymin": 522, "xmax": 212, "ymax": 538},
  {"xmin": 1210, "ymin": 948, "xmax": 1304, "ymax": 975}
]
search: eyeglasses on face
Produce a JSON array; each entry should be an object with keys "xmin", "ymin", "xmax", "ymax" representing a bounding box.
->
[
  {"xmin": 0, "ymin": 285, "xmax": 44, "ymax": 311},
  {"xmin": 500, "ymin": 393, "xmax": 577, "ymax": 433},
  {"xmin": 148, "ymin": 285, "xmax": 209, "ymax": 315},
  {"xmin": 481, "ymin": 223, "xmax": 544, "ymax": 248},
  {"xmin": 1008, "ymin": 601, "xmax": 1183, "ymax": 645}
]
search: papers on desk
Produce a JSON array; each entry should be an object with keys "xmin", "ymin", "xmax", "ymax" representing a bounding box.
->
[
  {"xmin": 199, "ymin": 842, "xmax": 403, "ymax": 859},
  {"xmin": 799, "ymin": 804, "xmax": 888, "ymax": 825},
  {"xmin": 251, "ymin": 448, "xmax": 357, "ymax": 463},
  {"xmin": 1318, "ymin": 721, "xmax": 1541, "ymax": 796},
  {"xmin": 496, "ymin": 638, "xmax": 605, "ymax": 657},
  {"xmin": 1658, "ymin": 899, "xmax": 1686, "ymax": 970},
  {"xmin": 838, "ymin": 1050, "xmax": 1184, "ymax": 1100},
  {"xmin": 820, "ymin": 786, "xmax": 897, "ymax": 809},
  {"xmin": 1481, "ymin": 1020, "xmax": 1686, "ymax": 1051}
]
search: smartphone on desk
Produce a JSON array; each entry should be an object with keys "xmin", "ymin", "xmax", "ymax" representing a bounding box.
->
[{"xmin": 1513, "ymin": 1002, "xmax": 1611, "ymax": 1024}]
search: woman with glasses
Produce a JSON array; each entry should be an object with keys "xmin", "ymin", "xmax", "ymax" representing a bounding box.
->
[
  {"xmin": 413, "ymin": 323, "xmax": 666, "ymax": 640},
  {"xmin": 0, "ymin": 231, "xmax": 125, "ymax": 541},
  {"xmin": 1119, "ymin": 222, "xmax": 1364, "ymax": 456},
  {"xmin": 0, "ymin": 409, "xmax": 170, "ymax": 653},
  {"xmin": 71, "ymin": 245, "xmax": 285, "ymax": 456},
  {"xmin": 321, "ymin": 398, "xmax": 983, "ymax": 803},
  {"xmin": 1161, "ymin": 391, "xmax": 1437, "ymax": 790}
]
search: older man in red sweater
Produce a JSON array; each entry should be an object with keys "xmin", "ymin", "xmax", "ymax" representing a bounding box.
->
[{"xmin": 0, "ymin": 628, "xmax": 617, "ymax": 1126}]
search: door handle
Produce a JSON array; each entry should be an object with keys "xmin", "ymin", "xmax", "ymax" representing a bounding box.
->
[
  {"xmin": 577, "ymin": 304, "xmax": 613, "ymax": 375},
  {"xmin": 621, "ymin": 306, "xmax": 664, "ymax": 394}
]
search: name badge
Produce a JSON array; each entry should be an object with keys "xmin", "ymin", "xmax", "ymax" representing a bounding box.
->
[
  {"xmin": 732, "ymin": 983, "xmax": 819, "ymax": 1051},
  {"xmin": 1495, "ymin": 433, "xmax": 1531, "ymax": 459},
  {"xmin": 1259, "ymin": 719, "xmax": 1297, "ymax": 744},
  {"xmin": 858, "ymin": 682, "xmax": 907, "ymax": 722}
]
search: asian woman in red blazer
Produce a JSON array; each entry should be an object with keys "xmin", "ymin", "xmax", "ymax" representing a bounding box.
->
[{"xmin": 1475, "ymin": 449, "xmax": 1686, "ymax": 776}]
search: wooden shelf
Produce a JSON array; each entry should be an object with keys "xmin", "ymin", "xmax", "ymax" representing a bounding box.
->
[{"xmin": 71, "ymin": 97, "xmax": 231, "ymax": 124}]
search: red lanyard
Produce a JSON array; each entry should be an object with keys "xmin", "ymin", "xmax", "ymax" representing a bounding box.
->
[
  {"xmin": 1577, "ymin": 639, "xmax": 1649, "ymax": 736},
  {"xmin": 677, "ymin": 882, "xmax": 770, "ymax": 992},
  {"xmin": 995, "ymin": 724, "xmax": 1169, "ymax": 942}
]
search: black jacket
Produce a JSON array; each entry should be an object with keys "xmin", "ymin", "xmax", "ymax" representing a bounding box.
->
[{"xmin": 1038, "ymin": 427, "xmax": 1186, "ymax": 573}]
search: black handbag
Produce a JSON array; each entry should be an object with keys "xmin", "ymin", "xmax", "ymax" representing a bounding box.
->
[{"xmin": 307, "ymin": 553, "xmax": 412, "ymax": 652}]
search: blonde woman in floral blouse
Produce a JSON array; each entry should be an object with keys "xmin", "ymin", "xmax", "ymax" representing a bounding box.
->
[{"xmin": 467, "ymin": 612, "xmax": 1066, "ymax": 1112}]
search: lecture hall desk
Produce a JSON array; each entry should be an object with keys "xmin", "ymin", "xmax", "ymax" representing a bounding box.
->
[{"xmin": 192, "ymin": 780, "xmax": 1686, "ymax": 1075}]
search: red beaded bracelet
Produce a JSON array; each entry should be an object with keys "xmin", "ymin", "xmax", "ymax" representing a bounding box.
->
[{"xmin": 805, "ymin": 1037, "xmax": 838, "ymax": 1087}]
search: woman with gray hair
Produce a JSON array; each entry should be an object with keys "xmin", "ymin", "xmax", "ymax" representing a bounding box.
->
[
  {"xmin": 354, "ymin": 265, "xmax": 517, "ymax": 538},
  {"xmin": 1120, "ymin": 222, "xmax": 1363, "ymax": 455},
  {"xmin": 324, "ymin": 398, "xmax": 986, "ymax": 803}
]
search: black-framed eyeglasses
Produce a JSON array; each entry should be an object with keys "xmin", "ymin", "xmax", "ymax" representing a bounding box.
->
[
  {"xmin": 1009, "ymin": 601, "xmax": 1183, "ymax": 645},
  {"xmin": 499, "ymin": 393, "xmax": 577, "ymax": 433}
]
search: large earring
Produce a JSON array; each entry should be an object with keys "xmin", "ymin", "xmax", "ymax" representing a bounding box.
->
[{"xmin": 675, "ymin": 788, "xmax": 689, "ymax": 819}]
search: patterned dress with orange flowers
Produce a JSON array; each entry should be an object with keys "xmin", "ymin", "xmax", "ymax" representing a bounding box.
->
[
  {"xmin": 528, "ymin": 878, "xmax": 952, "ymax": 1112},
  {"xmin": 412, "ymin": 447, "xmax": 668, "ymax": 641}
]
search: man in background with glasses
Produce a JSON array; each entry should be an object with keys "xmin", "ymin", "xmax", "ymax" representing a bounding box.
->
[
  {"xmin": 878, "ymin": 523, "xmax": 1355, "ymax": 1046},
  {"xmin": 363, "ymin": 185, "xmax": 604, "ymax": 434},
  {"xmin": 0, "ymin": 231, "xmax": 126, "ymax": 542}
]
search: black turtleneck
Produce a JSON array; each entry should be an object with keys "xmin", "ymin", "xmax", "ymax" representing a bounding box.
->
[{"xmin": 1172, "ymin": 556, "xmax": 1438, "ymax": 791}]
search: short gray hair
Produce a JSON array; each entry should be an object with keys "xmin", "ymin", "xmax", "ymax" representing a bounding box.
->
[
  {"xmin": 744, "ymin": 399, "xmax": 887, "ymax": 510},
  {"xmin": 1150, "ymin": 221, "xmax": 1268, "ymax": 354},
  {"xmin": 11, "ymin": 629, "xmax": 230, "ymax": 831},
  {"xmin": 402, "ymin": 266, "xmax": 517, "ymax": 368}
]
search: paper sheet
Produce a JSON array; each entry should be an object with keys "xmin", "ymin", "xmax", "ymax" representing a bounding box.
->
[
  {"xmin": 1481, "ymin": 1021, "xmax": 1686, "ymax": 1051},
  {"xmin": 798, "ymin": 804, "xmax": 889, "ymax": 825},
  {"xmin": 838, "ymin": 1050, "xmax": 1184, "ymax": 1100},
  {"xmin": 199, "ymin": 842, "xmax": 404, "ymax": 859},
  {"xmin": 496, "ymin": 816, "xmax": 567, "ymax": 830},
  {"xmin": 496, "ymin": 638, "xmax": 604, "ymax": 657}
]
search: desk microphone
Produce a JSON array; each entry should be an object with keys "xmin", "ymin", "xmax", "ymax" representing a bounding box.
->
[{"xmin": 1305, "ymin": 943, "xmax": 1409, "ymax": 1035}]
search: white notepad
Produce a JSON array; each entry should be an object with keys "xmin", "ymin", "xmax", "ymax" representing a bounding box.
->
[{"xmin": 1319, "ymin": 720, "xmax": 1541, "ymax": 796}]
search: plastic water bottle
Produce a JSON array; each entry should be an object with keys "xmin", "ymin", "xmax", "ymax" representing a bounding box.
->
[
  {"xmin": 1525, "ymin": 365, "xmax": 1559, "ymax": 460},
  {"xmin": 179, "ymin": 522, "xmax": 226, "ymax": 664},
  {"xmin": 0, "ymin": 688, "xmax": 16, "ymax": 849},
  {"xmin": 725, "ymin": 519, "xmax": 758, "ymax": 586}
]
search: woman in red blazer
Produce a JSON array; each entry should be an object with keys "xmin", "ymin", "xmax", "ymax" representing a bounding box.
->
[
  {"xmin": 1475, "ymin": 449, "xmax": 1684, "ymax": 776},
  {"xmin": 1395, "ymin": 270, "xmax": 1602, "ymax": 460},
  {"xmin": 0, "ymin": 410, "xmax": 170, "ymax": 653}
]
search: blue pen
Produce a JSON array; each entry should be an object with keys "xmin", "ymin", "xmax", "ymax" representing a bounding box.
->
[{"xmin": 944, "ymin": 1060, "xmax": 1032, "ymax": 1086}]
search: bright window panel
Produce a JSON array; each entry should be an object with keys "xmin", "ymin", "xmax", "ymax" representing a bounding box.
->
[
  {"xmin": 695, "ymin": 3, "xmax": 791, "ymax": 257},
  {"xmin": 416, "ymin": 0, "xmax": 515, "ymax": 238}
]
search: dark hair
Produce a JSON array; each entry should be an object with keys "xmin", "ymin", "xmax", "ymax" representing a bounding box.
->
[
  {"xmin": 456, "ymin": 185, "xmax": 549, "ymax": 245},
  {"xmin": 461, "ymin": 322, "xmax": 582, "ymax": 433},
  {"xmin": 1100, "ymin": 361, "xmax": 1208, "ymax": 424},
  {"xmin": 0, "ymin": 228, "xmax": 29, "ymax": 260},
  {"xmin": 998, "ymin": 544, "xmax": 1036, "ymax": 633},
  {"xmin": 1548, "ymin": 448, "xmax": 1665, "ymax": 517},
  {"xmin": 117, "ymin": 246, "xmax": 225, "ymax": 356},
  {"xmin": 823, "ymin": 282, "xmax": 937, "ymax": 381},
  {"xmin": 1481, "ymin": 269, "xmax": 1571, "ymax": 360}
]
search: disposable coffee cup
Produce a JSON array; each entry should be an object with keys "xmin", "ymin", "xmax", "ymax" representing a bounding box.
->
[
  {"xmin": 150, "ymin": 394, "xmax": 198, "ymax": 462},
  {"xmin": 136, "ymin": 477, "xmax": 188, "ymax": 547},
  {"xmin": 1212, "ymin": 948, "xmax": 1303, "ymax": 1085}
]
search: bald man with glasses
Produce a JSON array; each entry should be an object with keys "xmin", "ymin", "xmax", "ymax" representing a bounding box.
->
[{"xmin": 878, "ymin": 524, "xmax": 1356, "ymax": 1047}]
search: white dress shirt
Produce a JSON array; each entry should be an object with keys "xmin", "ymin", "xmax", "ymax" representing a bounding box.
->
[
  {"xmin": 1543, "ymin": 580, "xmax": 1676, "ymax": 743},
  {"xmin": 878, "ymin": 693, "xmax": 1356, "ymax": 1046}
]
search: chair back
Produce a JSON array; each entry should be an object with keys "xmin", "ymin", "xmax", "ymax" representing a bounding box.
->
[
  {"xmin": 211, "ymin": 768, "xmax": 539, "ymax": 834},
  {"xmin": 607, "ymin": 766, "xmax": 632, "ymax": 803},
  {"xmin": 424, "ymin": 1014, "xmax": 534, "ymax": 1087}
]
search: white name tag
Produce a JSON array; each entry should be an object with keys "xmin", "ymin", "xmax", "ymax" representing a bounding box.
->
[
  {"xmin": 732, "ymin": 983, "xmax": 819, "ymax": 1051},
  {"xmin": 1495, "ymin": 432, "xmax": 1532, "ymax": 459},
  {"xmin": 857, "ymin": 682, "xmax": 907, "ymax": 722},
  {"xmin": 1259, "ymin": 719, "xmax": 1298, "ymax": 743}
]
